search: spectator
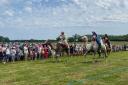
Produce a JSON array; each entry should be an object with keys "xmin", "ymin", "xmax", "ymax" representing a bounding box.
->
[
  {"xmin": 6, "ymin": 46, "xmax": 11, "ymax": 62},
  {"xmin": 24, "ymin": 44, "xmax": 28, "ymax": 60},
  {"xmin": 0, "ymin": 44, "xmax": 3, "ymax": 62},
  {"xmin": 11, "ymin": 47, "xmax": 16, "ymax": 62},
  {"xmin": 44, "ymin": 45, "xmax": 49, "ymax": 59}
]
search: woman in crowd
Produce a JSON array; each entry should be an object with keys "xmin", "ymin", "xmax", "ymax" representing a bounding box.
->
[
  {"xmin": 43, "ymin": 45, "xmax": 49, "ymax": 59},
  {"xmin": 23, "ymin": 44, "xmax": 29, "ymax": 60}
]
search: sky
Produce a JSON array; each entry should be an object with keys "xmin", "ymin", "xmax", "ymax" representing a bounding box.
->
[{"xmin": 0, "ymin": 0, "xmax": 128, "ymax": 40}]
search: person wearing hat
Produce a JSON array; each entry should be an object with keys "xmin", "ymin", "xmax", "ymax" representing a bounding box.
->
[
  {"xmin": 103, "ymin": 34, "xmax": 111, "ymax": 48},
  {"xmin": 58, "ymin": 32, "xmax": 69, "ymax": 48},
  {"xmin": 92, "ymin": 31, "xmax": 102, "ymax": 51}
]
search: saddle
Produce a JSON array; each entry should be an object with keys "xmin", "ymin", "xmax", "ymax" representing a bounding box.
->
[{"xmin": 60, "ymin": 43, "xmax": 68, "ymax": 48}]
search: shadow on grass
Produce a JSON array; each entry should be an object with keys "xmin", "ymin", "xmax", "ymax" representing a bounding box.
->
[
  {"xmin": 45, "ymin": 59, "xmax": 67, "ymax": 63},
  {"xmin": 81, "ymin": 59, "xmax": 103, "ymax": 64}
]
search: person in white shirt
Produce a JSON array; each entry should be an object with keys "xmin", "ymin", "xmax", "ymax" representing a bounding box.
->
[
  {"xmin": 6, "ymin": 46, "xmax": 11, "ymax": 62},
  {"xmin": 11, "ymin": 47, "xmax": 16, "ymax": 62},
  {"xmin": 38, "ymin": 45, "xmax": 42, "ymax": 59},
  {"xmin": 23, "ymin": 45, "xmax": 28, "ymax": 60}
]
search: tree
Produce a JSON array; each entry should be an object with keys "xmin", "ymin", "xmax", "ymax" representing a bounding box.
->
[{"xmin": 0, "ymin": 36, "xmax": 10, "ymax": 42}]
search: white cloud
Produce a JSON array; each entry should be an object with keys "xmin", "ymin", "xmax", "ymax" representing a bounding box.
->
[
  {"xmin": 72, "ymin": 0, "xmax": 87, "ymax": 11},
  {"xmin": 124, "ymin": 0, "xmax": 128, "ymax": 9},
  {"xmin": 1, "ymin": 0, "xmax": 128, "ymax": 40},
  {"xmin": 0, "ymin": 0, "xmax": 10, "ymax": 5},
  {"xmin": 95, "ymin": 0, "xmax": 126, "ymax": 9},
  {"xmin": 95, "ymin": 0, "xmax": 112, "ymax": 9},
  {"xmin": 24, "ymin": 6, "xmax": 32, "ymax": 13},
  {"xmin": 1, "ymin": 0, "xmax": 128, "ymax": 29},
  {"xmin": 106, "ymin": 14, "xmax": 128, "ymax": 22},
  {"xmin": 73, "ymin": 0, "xmax": 81, "ymax": 5},
  {"xmin": 4, "ymin": 10, "xmax": 14, "ymax": 16},
  {"xmin": 25, "ymin": 1, "xmax": 32, "ymax": 6}
]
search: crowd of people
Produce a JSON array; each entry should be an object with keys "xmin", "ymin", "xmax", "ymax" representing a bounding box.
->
[
  {"xmin": 112, "ymin": 44, "xmax": 128, "ymax": 52},
  {"xmin": 0, "ymin": 32, "xmax": 127, "ymax": 64},
  {"xmin": 0, "ymin": 42, "xmax": 127, "ymax": 63},
  {"xmin": 0, "ymin": 42, "xmax": 53, "ymax": 64}
]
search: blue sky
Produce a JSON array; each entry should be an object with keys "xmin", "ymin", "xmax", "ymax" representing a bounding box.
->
[{"xmin": 0, "ymin": 0, "xmax": 128, "ymax": 40}]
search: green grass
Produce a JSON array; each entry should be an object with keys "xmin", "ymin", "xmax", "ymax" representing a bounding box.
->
[{"xmin": 0, "ymin": 51, "xmax": 128, "ymax": 85}]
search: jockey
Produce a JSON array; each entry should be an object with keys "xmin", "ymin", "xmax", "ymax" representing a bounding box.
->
[
  {"xmin": 103, "ymin": 34, "xmax": 111, "ymax": 48},
  {"xmin": 58, "ymin": 32, "xmax": 69, "ymax": 48},
  {"xmin": 92, "ymin": 32, "xmax": 102, "ymax": 50}
]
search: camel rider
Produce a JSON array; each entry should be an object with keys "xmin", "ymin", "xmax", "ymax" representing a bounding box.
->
[
  {"xmin": 92, "ymin": 32, "xmax": 101, "ymax": 51},
  {"xmin": 104, "ymin": 34, "xmax": 111, "ymax": 48},
  {"xmin": 58, "ymin": 32, "xmax": 69, "ymax": 48}
]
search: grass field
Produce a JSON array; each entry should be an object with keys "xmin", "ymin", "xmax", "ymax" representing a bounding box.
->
[{"xmin": 0, "ymin": 51, "xmax": 128, "ymax": 85}]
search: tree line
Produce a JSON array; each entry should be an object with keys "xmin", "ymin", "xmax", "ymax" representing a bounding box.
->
[
  {"xmin": 68, "ymin": 34, "xmax": 128, "ymax": 42},
  {"xmin": 0, "ymin": 36, "xmax": 10, "ymax": 42},
  {"xmin": 0, "ymin": 34, "xmax": 128, "ymax": 42}
]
